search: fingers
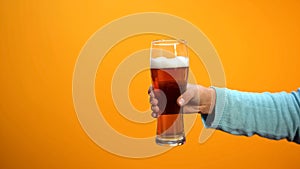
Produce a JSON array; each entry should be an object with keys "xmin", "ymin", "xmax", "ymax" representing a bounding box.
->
[
  {"xmin": 150, "ymin": 97, "xmax": 158, "ymax": 105},
  {"xmin": 149, "ymin": 86, "xmax": 161, "ymax": 118},
  {"xmin": 149, "ymin": 84, "xmax": 209, "ymax": 116},
  {"xmin": 148, "ymin": 86, "xmax": 160, "ymax": 99},
  {"xmin": 148, "ymin": 86, "xmax": 154, "ymax": 97},
  {"xmin": 149, "ymin": 86, "xmax": 159, "ymax": 111},
  {"xmin": 148, "ymin": 86, "xmax": 160, "ymax": 107},
  {"xmin": 147, "ymin": 85, "xmax": 152, "ymax": 94},
  {"xmin": 151, "ymin": 112, "xmax": 158, "ymax": 118},
  {"xmin": 151, "ymin": 105, "xmax": 159, "ymax": 112},
  {"xmin": 177, "ymin": 88, "xmax": 194, "ymax": 106}
]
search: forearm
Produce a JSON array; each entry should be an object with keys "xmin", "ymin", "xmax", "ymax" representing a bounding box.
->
[{"xmin": 202, "ymin": 87, "xmax": 300, "ymax": 143}]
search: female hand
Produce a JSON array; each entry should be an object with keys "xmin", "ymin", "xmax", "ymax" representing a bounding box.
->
[{"xmin": 148, "ymin": 83, "xmax": 216, "ymax": 117}]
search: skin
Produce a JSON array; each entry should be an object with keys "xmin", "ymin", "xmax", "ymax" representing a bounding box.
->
[{"xmin": 148, "ymin": 84, "xmax": 216, "ymax": 117}]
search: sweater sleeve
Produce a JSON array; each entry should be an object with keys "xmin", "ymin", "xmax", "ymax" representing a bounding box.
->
[{"xmin": 201, "ymin": 87, "xmax": 300, "ymax": 143}]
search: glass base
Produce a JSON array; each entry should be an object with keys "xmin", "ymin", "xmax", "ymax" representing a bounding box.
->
[{"xmin": 156, "ymin": 135, "xmax": 186, "ymax": 146}]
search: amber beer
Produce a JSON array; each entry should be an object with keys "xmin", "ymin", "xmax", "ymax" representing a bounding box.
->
[{"xmin": 151, "ymin": 55, "xmax": 189, "ymax": 146}]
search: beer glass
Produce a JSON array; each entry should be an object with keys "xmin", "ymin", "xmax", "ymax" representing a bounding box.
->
[{"xmin": 150, "ymin": 39, "xmax": 189, "ymax": 146}]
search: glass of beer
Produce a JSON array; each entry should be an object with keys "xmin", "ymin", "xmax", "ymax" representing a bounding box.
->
[{"xmin": 150, "ymin": 39, "xmax": 189, "ymax": 146}]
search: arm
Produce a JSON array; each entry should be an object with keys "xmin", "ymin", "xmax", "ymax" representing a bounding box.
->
[{"xmin": 202, "ymin": 88, "xmax": 300, "ymax": 143}]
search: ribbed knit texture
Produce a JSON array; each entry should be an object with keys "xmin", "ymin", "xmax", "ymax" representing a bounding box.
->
[{"xmin": 202, "ymin": 88, "xmax": 300, "ymax": 143}]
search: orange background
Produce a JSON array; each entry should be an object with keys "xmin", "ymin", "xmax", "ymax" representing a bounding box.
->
[{"xmin": 1, "ymin": 0, "xmax": 300, "ymax": 169}]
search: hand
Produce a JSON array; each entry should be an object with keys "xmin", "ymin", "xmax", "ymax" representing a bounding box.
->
[{"xmin": 148, "ymin": 84, "xmax": 216, "ymax": 118}]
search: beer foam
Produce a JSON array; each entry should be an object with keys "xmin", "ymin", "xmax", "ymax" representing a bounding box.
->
[{"xmin": 150, "ymin": 56, "xmax": 189, "ymax": 68}]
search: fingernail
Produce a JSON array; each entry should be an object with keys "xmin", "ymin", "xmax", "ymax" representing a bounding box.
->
[
  {"xmin": 152, "ymin": 112, "xmax": 157, "ymax": 118},
  {"xmin": 178, "ymin": 98, "xmax": 184, "ymax": 105}
]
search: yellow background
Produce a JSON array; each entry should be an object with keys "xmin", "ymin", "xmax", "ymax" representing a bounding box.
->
[{"xmin": 1, "ymin": 0, "xmax": 300, "ymax": 168}]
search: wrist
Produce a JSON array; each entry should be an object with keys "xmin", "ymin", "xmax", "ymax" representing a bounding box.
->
[
  {"xmin": 208, "ymin": 87, "xmax": 216, "ymax": 114},
  {"xmin": 199, "ymin": 87, "xmax": 216, "ymax": 114}
]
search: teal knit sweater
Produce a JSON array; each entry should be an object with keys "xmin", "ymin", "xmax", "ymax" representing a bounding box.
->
[{"xmin": 202, "ymin": 88, "xmax": 300, "ymax": 143}]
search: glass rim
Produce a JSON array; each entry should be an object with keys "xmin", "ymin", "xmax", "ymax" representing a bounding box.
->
[{"xmin": 151, "ymin": 39, "xmax": 187, "ymax": 46}]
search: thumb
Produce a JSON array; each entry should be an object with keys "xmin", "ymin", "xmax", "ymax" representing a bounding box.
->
[{"xmin": 177, "ymin": 89, "xmax": 193, "ymax": 106}]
